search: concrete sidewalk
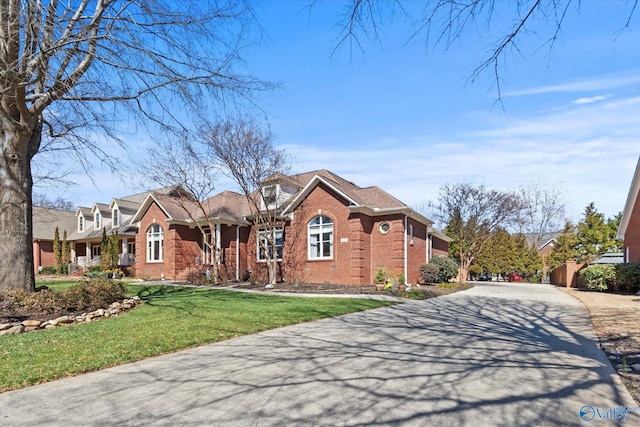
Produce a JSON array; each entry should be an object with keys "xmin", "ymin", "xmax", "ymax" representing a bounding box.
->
[{"xmin": 1, "ymin": 282, "xmax": 637, "ymax": 426}]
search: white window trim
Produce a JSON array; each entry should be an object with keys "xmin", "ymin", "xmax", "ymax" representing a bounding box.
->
[
  {"xmin": 257, "ymin": 227, "xmax": 283, "ymax": 262},
  {"xmin": 308, "ymin": 215, "xmax": 333, "ymax": 260},
  {"xmin": 78, "ymin": 215, "xmax": 84, "ymax": 233},
  {"xmin": 94, "ymin": 211, "xmax": 101, "ymax": 230},
  {"xmin": 146, "ymin": 224, "xmax": 164, "ymax": 262},
  {"xmin": 112, "ymin": 208, "xmax": 120, "ymax": 228}
]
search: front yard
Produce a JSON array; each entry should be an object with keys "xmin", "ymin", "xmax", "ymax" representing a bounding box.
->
[
  {"xmin": 0, "ymin": 283, "xmax": 395, "ymax": 392},
  {"xmin": 562, "ymin": 288, "xmax": 640, "ymax": 404}
]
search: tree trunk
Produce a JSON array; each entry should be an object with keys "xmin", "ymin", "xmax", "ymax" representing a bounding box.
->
[{"xmin": 0, "ymin": 122, "xmax": 40, "ymax": 292}]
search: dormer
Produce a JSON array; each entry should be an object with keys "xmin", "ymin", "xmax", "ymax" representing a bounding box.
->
[
  {"xmin": 111, "ymin": 201, "xmax": 120, "ymax": 229},
  {"xmin": 91, "ymin": 203, "xmax": 110, "ymax": 231},
  {"xmin": 75, "ymin": 207, "xmax": 92, "ymax": 233},
  {"xmin": 260, "ymin": 173, "xmax": 300, "ymax": 211}
]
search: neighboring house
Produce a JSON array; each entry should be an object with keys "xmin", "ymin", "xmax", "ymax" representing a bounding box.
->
[
  {"xmin": 32, "ymin": 186, "xmax": 180, "ymax": 275},
  {"xmin": 32, "ymin": 170, "xmax": 451, "ymax": 285},
  {"xmin": 130, "ymin": 169, "xmax": 449, "ymax": 285},
  {"xmin": 618, "ymin": 157, "xmax": 640, "ymax": 263},
  {"xmin": 32, "ymin": 206, "xmax": 78, "ymax": 272},
  {"xmin": 524, "ymin": 232, "xmax": 562, "ymax": 257}
]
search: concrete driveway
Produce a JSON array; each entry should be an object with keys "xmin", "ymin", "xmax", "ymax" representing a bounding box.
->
[{"xmin": 1, "ymin": 282, "xmax": 638, "ymax": 426}]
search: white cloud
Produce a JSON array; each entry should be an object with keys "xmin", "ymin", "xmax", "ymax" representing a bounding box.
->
[
  {"xmin": 507, "ymin": 71, "xmax": 640, "ymax": 96},
  {"xmin": 572, "ymin": 95, "xmax": 609, "ymax": 105}
]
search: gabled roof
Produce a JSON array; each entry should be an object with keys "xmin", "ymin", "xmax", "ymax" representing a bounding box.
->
[
  {"xmin": 76, "ymin": 206, "xmax": 92, "ymax": 217},
  {"xmin": 618, "ymin": 157, "xmax": 640, "ymax": 239},
  {"xmin": 280, "ymin": 169, "xmax": 433, "ymax": 226},
  {"xmin": 109, "ymin": 198, "xmax": 140, "ymax": 213},
  {"xmin": 131, "ymin": 190, "xmax": 251, "ymax": 226},
  {"xmin": 91, "ymin": 203, "xmax": 110, "ymax": 215}
]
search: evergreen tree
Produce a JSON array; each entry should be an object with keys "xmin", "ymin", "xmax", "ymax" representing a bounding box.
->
[
  {"xmin": 100, "ymin": 228, "xmax": 109, "ymax": 271},
  {"xmin": 546, "ymin": 221, "xmax": 579, "ymax": 270},
  {"xmin": 61, "ymin": 230, "xmax": 71, "ymax": 265},
  {"xmin": 53, "ymin": 227, "xmax": 62, "ymax": 270},
  {"xmin": 576, "ymin": 203, "xmax": 616, "ymax": 263},
  {"xmin": 108, "ymin": 232, "xmax": 120, "ymax": 271}
]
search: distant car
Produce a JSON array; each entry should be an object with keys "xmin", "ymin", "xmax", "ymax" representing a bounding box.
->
[
  {"xmin": 478, "ymin": 273, "xmax": 492, "ymax": 281},
  {"xmin": 508, "ymin": 272, "xmax": 522, "ymax": 282}
]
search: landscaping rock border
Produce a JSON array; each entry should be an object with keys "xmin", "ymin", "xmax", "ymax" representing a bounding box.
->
[{"xmin": 0, "ymin": 296, "xmax": 142, "ymax": 337}]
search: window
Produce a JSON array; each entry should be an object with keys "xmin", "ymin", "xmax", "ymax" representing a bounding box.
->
[
  {"xmin": 379, "ymin": 222, "xmax": 390, "ymax": 234},
  {"xmin": 92, "ymin": 245, "xmax": 101, "ymax": 257},
  {"xmin": 94, "ymin": 211, "xmax": 101, "ymax": 229},
  {"xmin": 146, "ymin": 224, "xmax": 164, "ymax": 262},
  {"xmin": 409, "ymin": 224, "xmax": 414, "ymax": 245},
  {"xmin": 262, "ymin": 185, "xmax": 278, "ymax": 208},
  {"xmin": 257, "ymin": 228, "xmax": 283, "ymax": 261},
  {"xmin": 308, "ymin": 215, "xmax": 333, "ymax": 259},
  {"xmin": 127, "ymin": 242, "xmax": 136, "ymax": 255},
  {"xmin": 78, "ymin": 215, "xmax": 84, "ymax": 232},
  {"xmin": 112, "ymin": 208, "xmax": 119, "ymax": 227}
]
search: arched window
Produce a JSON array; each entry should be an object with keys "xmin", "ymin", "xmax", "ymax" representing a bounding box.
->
[
  {"xmin": 147, "ymin": 224, "xmax": 164, "ymax": 262},
  {"xmin": 308, "ymin": 215, "xmax": 333, "ymax": 259}
]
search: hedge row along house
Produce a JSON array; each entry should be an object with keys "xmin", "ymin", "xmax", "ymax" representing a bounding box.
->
[{"xmin": 33, "ymin": 170, "xmax": 451, "ymax": 285}]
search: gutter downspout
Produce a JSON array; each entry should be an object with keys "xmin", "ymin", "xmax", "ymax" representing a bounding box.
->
[
  {"xmin": 236, "ymin": 225, "xmax": 240, "ymax": 281},
  {"xmin": 404, "ymin": 215, "xmax": 408, "ymax": 285}
]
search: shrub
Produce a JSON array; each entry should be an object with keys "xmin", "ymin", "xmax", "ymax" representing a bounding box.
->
[
  {"xmin": 39, "ymin": 266, "xmax": 57, "ymax": 275},
  {"xmin": 579, "ymin": 264, "xmax": 616, "ymax": 291},
  {"xmin": 430, "ymin": 256, "xmax": 459, "ymax": 283},
  {"xmin": 398, "ymin": 273, "xmax": 405, "ymax": 286},
  {"xmin": 419, "ymin": 263, "xmax": 440, "ymax": 284},
  {"xmin": 3, "ymin": 279, "xmax": 125, "ymax": 313},
  {"xmin": 614, "ymin": 263, "xmax": 640, "ymax": 293},
  {"xmin": 375, "ymin": 267, "xmax": 387, "ymax": 284}
]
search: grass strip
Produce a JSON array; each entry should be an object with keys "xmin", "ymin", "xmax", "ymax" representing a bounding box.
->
[{"xmin": 0, "ymin": 285, "xmax": 395, "ymax": 392}]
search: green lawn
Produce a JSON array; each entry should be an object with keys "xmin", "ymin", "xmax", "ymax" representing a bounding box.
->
[{"xmin": 0, "ymin": 284, "xmax": 395, "ymax": 392}]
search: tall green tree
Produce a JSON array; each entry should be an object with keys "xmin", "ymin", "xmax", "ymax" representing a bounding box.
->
[
  {"xmin": 576, "ymin": 203, "xmax": 617, "ymax": 263},
  {"xmin": 100, "ymin": 228, "xmax": 109, "ymax": 271},
  {"xmin": 471, "ymin": 229, "xmax": 542, "ymax": 279},
  {"xmin": 61, "ymin": 230, "xmax": 71, "ymax": 272},
  {"xmin": 107, "ymin": 232, "xmax": 120, "ymax": 271},
  {"xmin": 53, "ymin": 226, "xmax": 61, "ymax": 269},
  {"xmin": 546, "ymin": 221, "xmax": 579, "ymax": 270}
]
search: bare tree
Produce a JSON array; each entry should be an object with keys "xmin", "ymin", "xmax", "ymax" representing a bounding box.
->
[
  {"xmin": 33, "ymin": 193, "xmax": 75, "ymax": 211},
  {"xmin": 0, "ymin": 1, "xmax": 271, "ymax": 291},
  {"xmin": 434, "ymin": 182, "xmax": 523, "ymax": 281},
  {"xmin": 330, "ymin": 1, "xmax": 639, "ymax": 97},
  {"xmin": 201, "ymin": 119, "xmax": 288, "ymax": 285},
  {"xmin": 141, "ymin": 136, "xmax": 222, "ymax": 281},
  {"xmin": 517, "ymin": 182, "xmax": 567, "ymax": 248}
]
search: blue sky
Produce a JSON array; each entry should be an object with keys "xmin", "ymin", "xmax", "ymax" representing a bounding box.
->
[{"xmin": 57, "ymin": 1, "xmax": 639, "ymax": 224}]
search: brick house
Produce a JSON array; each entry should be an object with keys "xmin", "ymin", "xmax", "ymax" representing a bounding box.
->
[
  {"xmin": 130, "ymin": 170, "xmax": 450, "ymax": 285},
  {"xmin": 32, "ymin": 170, "xmax": 451, "ymax": 285},
  {"xmin": 618, "ymin": 157, "xmax": 640, "ymax": 262}
]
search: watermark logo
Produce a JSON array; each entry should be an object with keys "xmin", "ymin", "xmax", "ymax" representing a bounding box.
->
[
  {"xmin": 580, "ymin": 406, "xmax": 596, "ymax": 422},
  {"xmin": 579, "ymin": 405, "xmax": 640, "ymax": 423}
]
